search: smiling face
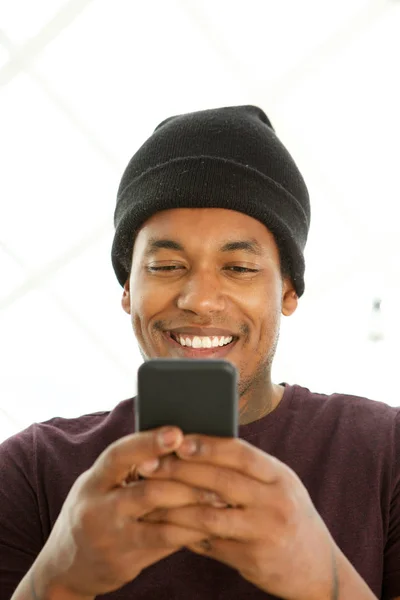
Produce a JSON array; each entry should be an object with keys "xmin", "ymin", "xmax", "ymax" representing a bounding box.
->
[{"xmin": 122, "ymin": 208, "xmax": 298, "ymax": 422}]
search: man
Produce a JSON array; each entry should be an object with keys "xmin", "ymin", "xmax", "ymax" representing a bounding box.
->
[{"xmin": 1, "ymin": 106, "xmax": 399, "ymax": 600}]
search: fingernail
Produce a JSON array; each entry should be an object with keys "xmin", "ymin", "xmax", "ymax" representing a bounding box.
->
[
  {"xmin": 211, "ymin": 500, "xmax": 229, "ymax": 508},
  {"xmin": 158, "ymin": 427, "xmax": 179, "ymax": 449},
  {"xmin": 206, "ymin": 492, "xmax": 228, "ymax": 507},
  {"xmin": 178, "ymin": 439, "xmax": 198, "ymax": 456},
  {"xmin": 137, "ymin": 458, "xmax": 160, "ymax": 474},
  {"xmin": 201, "ymin": 490, "xmax": 227, "ymax": 507}
]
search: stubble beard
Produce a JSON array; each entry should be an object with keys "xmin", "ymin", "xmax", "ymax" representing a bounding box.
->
[
  {"xmin": 237, "ymin": 324, "xmax": 281, "ymax": 422},
  {"xmin": 134, "ymin": 316, "xmax": 281, "ymax": 415}
]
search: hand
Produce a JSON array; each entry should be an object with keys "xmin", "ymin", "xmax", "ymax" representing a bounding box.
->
[
  {"xmin": 139, "ymin": 435, "xmax": 338, "ymax": 600},
  {"xmin": 32, "ymin": 427, "xmax": 223, "ymax": 599}
]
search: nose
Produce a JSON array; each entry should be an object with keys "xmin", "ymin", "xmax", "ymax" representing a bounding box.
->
[{"xmin": 176, "ymin": 269, "xmax": 226, "ymax": 315}]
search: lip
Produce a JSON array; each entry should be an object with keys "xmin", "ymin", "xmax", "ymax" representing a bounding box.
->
[{"xmin": 164, "ymin": 332, "xmax": 238, "ymax": 359}]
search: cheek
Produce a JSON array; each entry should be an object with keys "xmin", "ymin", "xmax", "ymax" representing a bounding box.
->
[
  {"xmin": 236, "ymin": 276, "xmax": 281, "ymax": 324},
  {"xmin": 130, "ymin": 271, "xmax": 157, "ymax": 312},
  {"xmin": 238, "ymin": 286, "xmax": 282, "ymax": 362},
  {"xmin": 129, "ymin": 275, "xmax": 174, "ymax": 334}
]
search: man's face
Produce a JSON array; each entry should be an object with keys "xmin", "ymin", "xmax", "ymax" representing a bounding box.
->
[{"xmin": 122, "ymin": 208, "xmax": 297, "ymax": 402}]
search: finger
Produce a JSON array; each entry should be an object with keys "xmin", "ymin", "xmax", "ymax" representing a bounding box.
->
[
  {"xmin": 187, "ymin": 536, "xmax": 248, "ymax": 571},
  {"xmin": 141, "ymin": 455, "xmax": 270, "ymax": 507},
  {"xmin": 175, "ymin": 435, "xmax": 287, "ymax": 485},
  {"xmin": 187, "ymin": 535, "xmax": 287, "ymax": 593},
  {"xmin": 140, "ymin": 505, "xmax": 253, "ymax": 541},
  {"xmin": 88, "ymin": 426, "xmax": 184, "ymax": 492},
  {"xmin": 109, "ymin": 479, "xmax": 228, "ymax": 520},
  {"xmin": 129, "ymin": 520, "xmax": 212, "ymax": 549}
]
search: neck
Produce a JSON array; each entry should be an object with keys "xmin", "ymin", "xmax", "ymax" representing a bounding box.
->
[{"xmin": 239, "ymin": 381, "xmax": 284, "ymax": 425}]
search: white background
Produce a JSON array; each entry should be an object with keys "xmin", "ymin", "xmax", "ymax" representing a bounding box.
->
[{"xmin": 0, "ymin": 0, "xmax": 399, "ymax": 442}]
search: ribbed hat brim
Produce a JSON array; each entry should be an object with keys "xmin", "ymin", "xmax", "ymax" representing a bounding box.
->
[{"xmin": 112, "ymin": 156, "xmax": 308, "ymax": 296}]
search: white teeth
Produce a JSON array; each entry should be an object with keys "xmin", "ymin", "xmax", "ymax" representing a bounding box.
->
[
  {"xmin": 192, "ymin": 336, "xmax": 202, "ymax": 348},
  {"xmin": 173, "ymin": 334, "xmax": 233, "ymax": 349}
]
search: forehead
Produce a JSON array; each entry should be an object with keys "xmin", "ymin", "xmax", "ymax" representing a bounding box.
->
[{"xmin": 134, "ymin": 208, "xmax": 277, "ymax": 250}]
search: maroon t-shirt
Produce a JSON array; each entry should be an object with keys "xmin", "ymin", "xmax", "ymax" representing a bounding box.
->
[{"xmin": 1, "ymin": 383, "xmax": 400, "ymax": 600}]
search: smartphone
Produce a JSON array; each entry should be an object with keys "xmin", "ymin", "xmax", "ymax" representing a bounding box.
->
[{"xmin": 136, "ymin": 359, "xmax": 238, "ymax": 437}]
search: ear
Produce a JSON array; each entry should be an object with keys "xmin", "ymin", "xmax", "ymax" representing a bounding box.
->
[
  {"xmin": 281, "ymin": 278, "xmax": 298, "ymax": 317},
  {"xmin": 121, "ymin": 279, "xmax": 131, "ymax": 315}
]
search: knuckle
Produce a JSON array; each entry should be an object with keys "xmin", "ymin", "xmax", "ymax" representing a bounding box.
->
[
  {"xmin": 236, "ymin": 441, "xmax": 254, "ymax": 472},
  {"xmin": 110, "ymin": 489, "xmax": 130, "ymax": 517},
  {"xmin": 212, "ymin": 468, "xmax": 235, "ymax": 495},
  {"xmin": 71, "ymin": 499, "xmax": 91, "ymax": 532},
  {"xmin": 144, "ymin": 481, "xmax": 163, "ymax": 506},
  {"xmin": 198, "ymin": 506, "xmax": 223, "ymax": 532},
  {"xmin": 72, "ymin": 500, "xmax": 109, "ymax": 548},
  {"xmin": 280, "ymin": 487, "xmax": 298, "ymax": 517},
  {"xmin": 102, "ymin": 442, "xmax": 122, "ymax": 470},
  {"xmin": 139, "ymin": 480, "xmax": 165, "ymax": 507},
  {"xmin": 162, "ymin": 454, "xmax": 179, "ymax": 475},
  {"xmin": 279, "ymin": 480, "xmax": 305, "ymax": 522},
  {"xmin": 71, "ymin": 469, "xmax": 91, "ymax": 495},
  {"xmin": 273, "ymin": 497, "xmax": 298, "ymax": 531},
  {"xmin": 101, "ymin": 432, "xmax": 155, "ymax": 471},
  {"xmin": 156, "ymin": 524, "xmax": 176, "ymax": 547}
]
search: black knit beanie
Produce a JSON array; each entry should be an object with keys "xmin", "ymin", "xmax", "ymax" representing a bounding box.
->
[{"xmin": 112, "ymin": 105, "xmax": 310, "ymax": 297}]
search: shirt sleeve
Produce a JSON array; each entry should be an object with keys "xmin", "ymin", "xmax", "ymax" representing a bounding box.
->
[
  {"xmin": 382, "ymin": 411, "xmax": 400, "ymax": 600},
  {"xmin": 0, "ymin": 427, "xmax": 44, "ymax": 599}
]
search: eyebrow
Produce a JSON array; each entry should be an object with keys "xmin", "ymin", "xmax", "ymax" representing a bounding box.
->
[{"xmin": 144, "ymin": 237, "xmax": 263, "ymax": 257}]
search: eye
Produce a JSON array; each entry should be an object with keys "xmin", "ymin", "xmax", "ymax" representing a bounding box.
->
[
  {"xmin": 146, "ymin": 265, "xmax": 259, "ymax": 275},
  {"xmin": 226, "ymin": 266, "xmax": 259, "ymax": 273},
  {"xmin": 147, "ymin": 265, "xmax": 184, "ymax": 272}
]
